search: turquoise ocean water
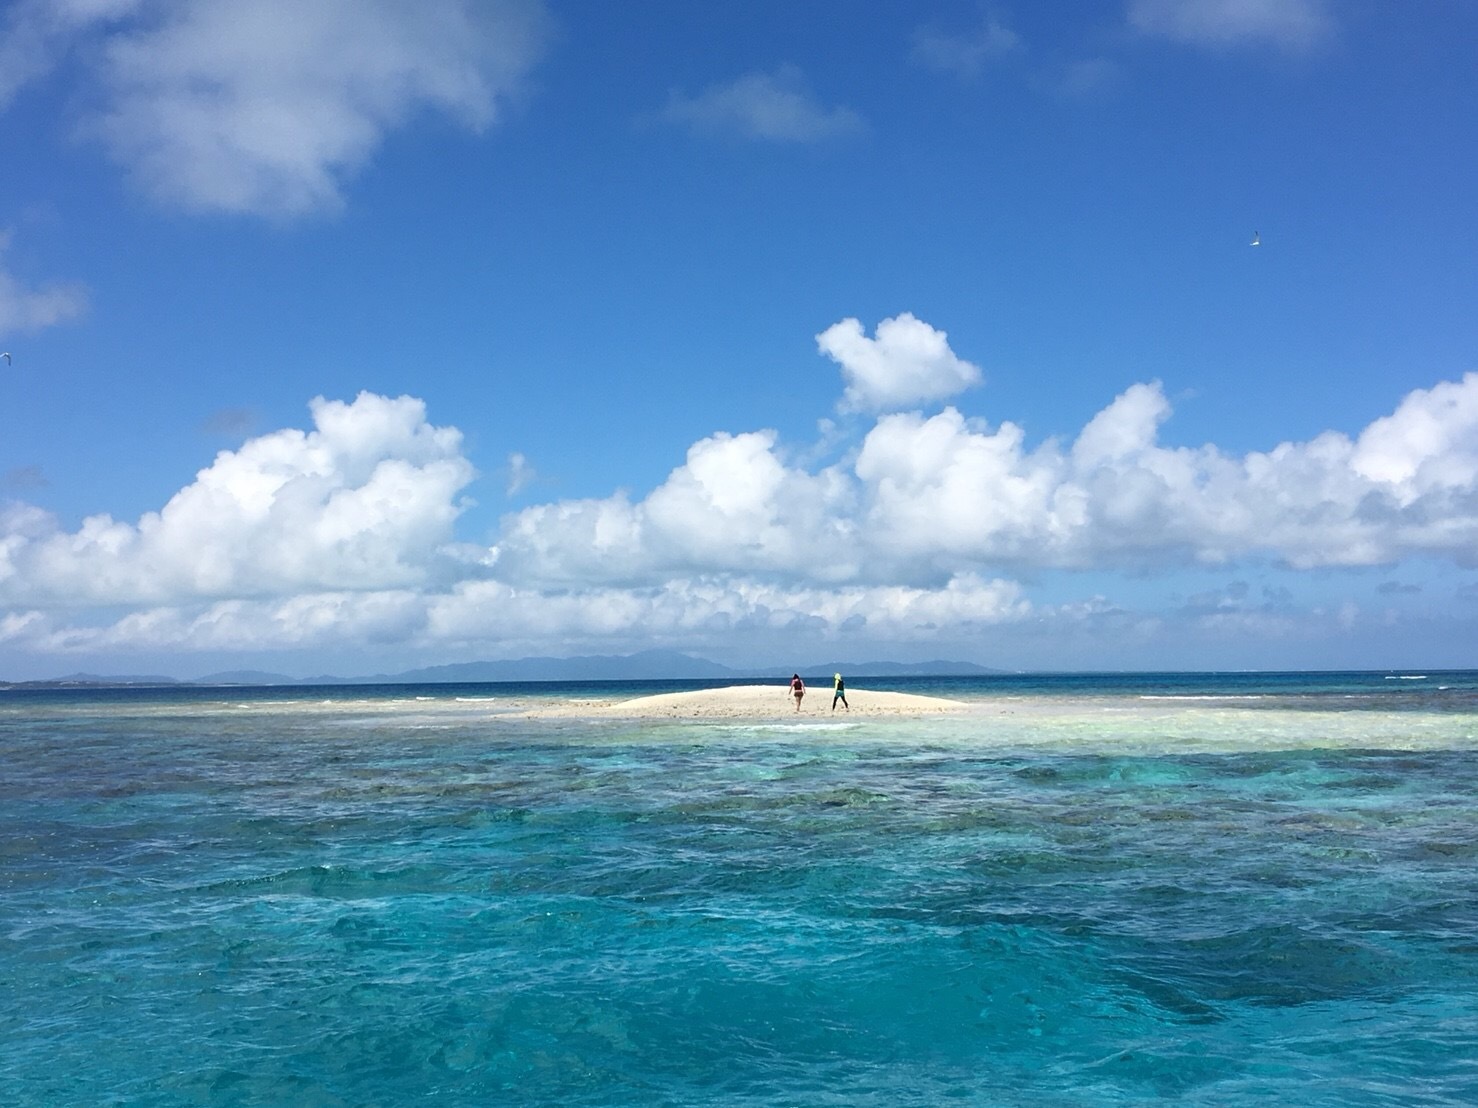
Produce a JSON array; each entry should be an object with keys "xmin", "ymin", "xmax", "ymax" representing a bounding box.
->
[{"xmin": 3, "ymin": 671, "xmax": 1477, "ymax": 1105}]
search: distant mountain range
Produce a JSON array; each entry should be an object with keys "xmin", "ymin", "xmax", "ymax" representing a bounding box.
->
[{"xmin": 3, "ymin": 650, "xmax": 1007, "ymax": 688}]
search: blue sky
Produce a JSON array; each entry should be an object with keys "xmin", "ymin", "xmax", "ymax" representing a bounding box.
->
[{"xmin": 2, "ymin": 0, "xmax": 1476, "ymax": 679}]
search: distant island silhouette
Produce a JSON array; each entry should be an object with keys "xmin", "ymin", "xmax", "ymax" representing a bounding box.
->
[{"xmin": 1, "ymin": 650, "xmax": 1008, "ymax": 688}]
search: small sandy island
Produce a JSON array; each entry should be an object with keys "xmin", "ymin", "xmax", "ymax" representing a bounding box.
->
[{"xmin": 527, "ymin": 684, "xmax": 969, "ymax": 721}]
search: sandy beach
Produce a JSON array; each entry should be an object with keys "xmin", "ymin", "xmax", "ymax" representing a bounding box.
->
[{"xmin": 524, "ymin": 683, "xmax": 969, "ymax": 721}]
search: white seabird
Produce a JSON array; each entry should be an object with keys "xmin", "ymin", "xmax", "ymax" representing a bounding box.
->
[{"xmin": 1250, "ymin": 232, "xmax": 1261, "ymax": 246}]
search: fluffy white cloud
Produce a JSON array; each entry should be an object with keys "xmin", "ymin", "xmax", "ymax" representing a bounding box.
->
[
  {"xmin": 498, "ymin": 372, "xmax": 1478, "ymax": 583},
  {"xmin": 495, "ymin": 430, "xmax": 860, "ymax": 585},
  {"xmin": 1127, "ymin": 0, "xmax": 1332, "ymax": 50},
  {"xmin": 1351, "ymin": 374, "xmax": 1478, "ymax": 498},
  {"xmin": 3, "ymin": 0, "xmax": 549, "ymax": 217},
  {"xmin": 818, "ymin": 313, "xmax": 983, "ymax": 413},
  {"xmin": 852, "ymin": 408, "xmax": 1072, "ymax": 568},
  {"xmin": 0, "ymin": 233, "xmax": 88, "ymax": 333},
  {"xmin": 0, "ymin": 392, "xmax": 475, "ymax": 606},
  {"xmin": 661, "ymin": 66, "xmax": 864, "ymax": 143}
]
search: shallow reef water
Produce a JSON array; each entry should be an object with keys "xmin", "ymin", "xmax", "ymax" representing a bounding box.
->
[{"xmin": 3, "ymin": 673, "xmax": 1477, "ymax": 1105}]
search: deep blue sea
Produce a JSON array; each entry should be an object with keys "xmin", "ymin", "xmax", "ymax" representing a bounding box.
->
[{"xmin": 4, "ymin": 671, "xmax": 1477, "ymax": 1105}]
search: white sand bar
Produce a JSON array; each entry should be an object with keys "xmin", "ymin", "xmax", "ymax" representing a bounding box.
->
[{"xmin": 529, "ymin": 684, "xmax": 968, "ymax": 721}]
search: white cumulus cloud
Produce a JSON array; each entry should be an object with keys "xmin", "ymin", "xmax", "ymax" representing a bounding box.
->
[
  {"xmin": 1350, "ymin": 374, "xmax": 1478, "ymax": 499},
  {"xmin": 856, "ymin": 374, "xmax": 1478, "ymax": 571},
  {"xmin": 819, "ymin": 313, "xmax": 984, "ymax": 413},
  {"xmin": 495, "ymin": 429, "xmax": 860, "ymax": 586},
  {"xmin": 497, "ymin": 372, "xmax": 1478, "ymax": 586},
  {"xmin": 0, "ymin": 391, "xmax": 476, "ymax": 607}
]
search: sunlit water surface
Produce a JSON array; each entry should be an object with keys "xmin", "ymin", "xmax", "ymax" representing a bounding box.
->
[{"xmin": 3, "ymin": 673, "xmax": 1477, "ymax": 1105}]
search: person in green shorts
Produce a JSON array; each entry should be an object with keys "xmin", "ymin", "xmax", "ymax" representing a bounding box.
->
[{"xmin": 832, "ymin": 673, "xmax": 849, "ymax": 711}]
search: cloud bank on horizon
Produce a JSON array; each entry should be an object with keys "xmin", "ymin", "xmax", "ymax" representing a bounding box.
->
[{"xmin": 3, "ymin": 313, "xmax": 1475, "ymax": 666}]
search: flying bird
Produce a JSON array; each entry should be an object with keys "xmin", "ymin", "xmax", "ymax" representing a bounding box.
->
[
  {"xmin": 1250, "ymin": 232, "xmax": 1261, "ymax": 246},
  {"xmin": 1, "ymin": 352, "xmax": 10, "ymax": 363}
]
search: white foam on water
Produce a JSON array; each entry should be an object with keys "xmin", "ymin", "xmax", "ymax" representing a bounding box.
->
[{"xmin": 712, "ymin": 722, "xmax": 861, "ymax": 734}]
